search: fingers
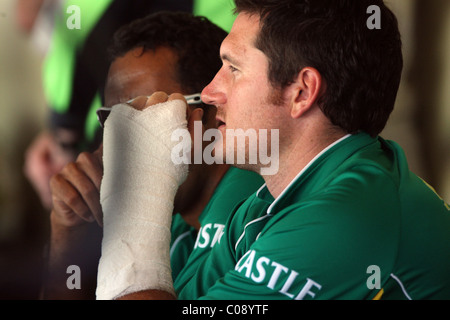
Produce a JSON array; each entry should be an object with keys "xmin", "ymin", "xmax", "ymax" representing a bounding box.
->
[
  {"xmin": 50, "ymin": 152, "xmax": 104, "ymax": 228},
  {"xmin": 145, "ymin": 91, "xmax": 170, "ymax": 108},
  {"xmin": 77, "ymin": 152, "xmax": 103, "ymax": 190},
  {"xmin": 50, "ymin": 172, "xmax": 90, "ymax": 227},
  {"xmin": 186, "ymin": 108, "xmax": 205, "ymax": 165},
  {"xmin": 128, "ymin": 96, "xmax": 150, "ymax": 111},
  {"xmin": 128, "ymin": 92, "xmax": 188, "ymax": 111},
  {"xmin": 75, "ymin": 152, "xmax": 104, "ymax": 226},
  {"xmin": 93, "ymin": 144, "xmax": 103, "ymax": 163},
  {"xmin": 188, "ymin": 108, "xmax": 204, "ymax": 136},
  {"xmin": 167, "ymin": 93, "xmax": 186, "ymax": 103}
]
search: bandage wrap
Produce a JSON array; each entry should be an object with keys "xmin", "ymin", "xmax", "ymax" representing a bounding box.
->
[{"xmin": 96, "ymin": 100, "xmax": 189, "ymax": 300}]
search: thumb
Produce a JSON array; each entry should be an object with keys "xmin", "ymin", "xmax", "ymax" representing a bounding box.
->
[
  {"xmin": 188, "ymin": 108, "xmax": 204, "ymax": 138},
  {"xmin": 187, "ymin": 108, "xmax": 204, "ymax": 164},
  {"xmin": 94, "ymin": 144, "xmax": 103, "ymax": 163}
]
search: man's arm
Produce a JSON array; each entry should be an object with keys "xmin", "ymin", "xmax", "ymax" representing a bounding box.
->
[
  {"xmin": 117, "ymin": 290, "xmax": 175, "ymax": 300},
  {"xmin": 97, "ymin": 93, "xmax": 203, "ymax": 300},
  {"xmin": 41, "ymin": 149, "xmax": 104, "ymax": 300},
  {"xmin": 42, "ymin": 218, "xmax": 102, "ymax": 300}
]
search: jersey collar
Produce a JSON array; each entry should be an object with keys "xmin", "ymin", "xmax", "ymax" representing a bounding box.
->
[{"xmin": 266, "ymin": 134, "xmax": 352, "ymax": 214}]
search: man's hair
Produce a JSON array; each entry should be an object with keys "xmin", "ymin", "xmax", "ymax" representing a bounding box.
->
[
  {"xmin": 234, "ymin": 0, "xmax": 403, "ymax": 137},
  {"xmin": 108, "ymin": 11, "xmax": 228, "ymax": 94}
]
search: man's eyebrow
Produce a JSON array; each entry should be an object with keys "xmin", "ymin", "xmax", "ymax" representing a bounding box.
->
[{"xmin": 221, "ymin": 53, "xmax": 242, "ymax": 67}]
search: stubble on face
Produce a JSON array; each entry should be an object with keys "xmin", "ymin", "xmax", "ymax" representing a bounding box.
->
[{"xmin": 207, "ymin": 14, "xmax": 289, "ymax": 174}]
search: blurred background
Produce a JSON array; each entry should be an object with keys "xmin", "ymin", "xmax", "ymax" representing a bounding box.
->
[{"xmin": 0, "ymin": 0, "xmax": 449, "ymax": 300}]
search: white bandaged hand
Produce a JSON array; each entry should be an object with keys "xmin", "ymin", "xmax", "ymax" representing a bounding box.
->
[{"xmin": 96, "ymin": 99, "xmax": 189, "ymax": 300}]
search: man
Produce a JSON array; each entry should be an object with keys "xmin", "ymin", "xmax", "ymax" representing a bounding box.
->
[
  {"xmin": 23, "ymin": 0, "xmax": 236, "ymax": 211},
  {"xmin": 98, "ymin": 0, "xmax": 450, "ymax": 300},
  {"xmin": 41, "ymin": 11, "xmax": 263, "ymax": 299}
]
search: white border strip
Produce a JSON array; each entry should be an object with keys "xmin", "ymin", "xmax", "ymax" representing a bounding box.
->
[
  {"xmin": 170, "ymin": 231, "xmax": 192, "ymax": 258},
  {"xmin": 267, "ymin": 134, "xmax": 352, "ymax": 214},
  {"xmin": 390, "ymin": 273, "xmax": 413, "ymax": 300},
  {"xmin": 235, "ymin": 215, "xmax": 273, "ymax": 251}
]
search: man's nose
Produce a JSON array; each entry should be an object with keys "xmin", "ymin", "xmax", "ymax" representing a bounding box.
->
[{"xmin": 201, "ymin": 73, "xmax": 226, "ymax": 107}]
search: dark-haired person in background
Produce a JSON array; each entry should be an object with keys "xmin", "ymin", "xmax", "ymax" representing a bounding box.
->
[
  {"xmin": 41, "ymin": 11, "xmax": 263, "ymax": 300},
  {"xmin": 99, "ymin": 0, "xmax": 450, "ymax": 300},
  {"xmin": 23, "ymin": 0, "xmax": 236, "ymax": 211}
]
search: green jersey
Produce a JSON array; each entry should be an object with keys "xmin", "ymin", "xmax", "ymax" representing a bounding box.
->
[
  {"xmin": 177, "ymin": 133, "xmax": 450, "ymax": 300},
  {"xmin": 169, "ymin": 167, "xmax": 264, "ymax": 292}
]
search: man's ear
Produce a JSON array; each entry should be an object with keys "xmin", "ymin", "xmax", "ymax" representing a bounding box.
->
[{"xmin": 289, "ymin": 67, "xmax": 323, "ymax": 119}]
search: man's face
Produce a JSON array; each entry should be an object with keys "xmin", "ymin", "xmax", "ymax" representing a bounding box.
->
[
  {"xmin": 201, "ymin": 13, "xmax": 288, "ymax": 172},
  {"xmin": 104, "ymin": 46, "xmax": 183, "ymax": 108}
]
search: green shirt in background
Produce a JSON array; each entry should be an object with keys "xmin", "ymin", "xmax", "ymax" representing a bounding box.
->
[{"xmin": 170, "ymin": 167, "xmax": 264, "ymax": 293}]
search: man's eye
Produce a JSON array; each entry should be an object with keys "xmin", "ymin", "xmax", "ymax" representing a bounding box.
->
[{"xmin": 229, "ymin": 65, "xmax": 238, "ymax": 73}]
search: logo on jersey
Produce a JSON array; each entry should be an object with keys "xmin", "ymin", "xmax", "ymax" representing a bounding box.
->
[
  {"xmin": 235, "ymin": 249, "xmax": 322, "ymax": 300},
  {"xmin": 194, "ymin": 223, "xmax": 225, "ymax": 249}
]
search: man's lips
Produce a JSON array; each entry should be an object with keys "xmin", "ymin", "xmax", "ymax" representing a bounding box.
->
[{"xmin": 216, "ymin": 117, "xmax": 226, "ymax": 128}]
